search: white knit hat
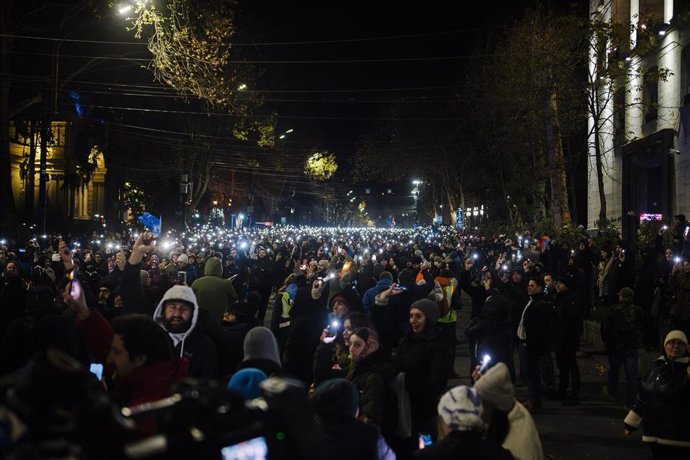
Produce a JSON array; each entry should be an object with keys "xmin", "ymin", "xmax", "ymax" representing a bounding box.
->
[
  {"xmin": 664, "ymin": 330, "xmax": 688, "ymax": 347},
  {"xmin": 437, "ymin": 385, "xmax": 485, "ymax": 431}
]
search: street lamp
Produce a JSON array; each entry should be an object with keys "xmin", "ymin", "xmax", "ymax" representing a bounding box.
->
[
  {"xmin": 117, "ymin": 4, "xmax": 133, "ymax": 15},
  {"xmin": 237, "ymin": 83, "xmax": 247, "ymax": 91}
]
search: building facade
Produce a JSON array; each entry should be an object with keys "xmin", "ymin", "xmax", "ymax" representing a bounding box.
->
[
  {"xmin": 588, "ymin": 0, "xmax": 690, "ymax": 243},
  {"xmin": 9, "ymin": 119, "xmax": 107, "ymax": 223}
]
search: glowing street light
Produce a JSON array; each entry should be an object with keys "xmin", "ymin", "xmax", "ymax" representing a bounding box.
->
[
  {"xmin": 237, "ymin": 83, "xmax": 247, "ymax": 91},
  {"xmin": 117, "ymin": 4, "xmax": 133, "ymax": 15}
]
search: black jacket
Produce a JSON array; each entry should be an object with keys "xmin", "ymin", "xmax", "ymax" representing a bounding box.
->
[
  {"xmin": 414, "ymin": 430, "xmax": 514, "ymax": 460},
  {"xmin": 522, "ymin": 292, "xmax": 553, "ymax": 354},
  {"xmin": 315, "ymin": 414, "xmax": 380, "ymax": 460},
  {"xmin": 465, "ymin": 289, "xmax": 512, "ymax": 352},
  {"xmin": 552, "ymin": 289, "xmax": 583, "ymax": 353},
  {"xmin": 627, "ymin": 356, "xmax": 690, "ymax": 447},
  {"xmin": 218, "ymin": 318, "xmax": 260, "ymax": 378},
  {"xmin": 347, "ymin": 348, "xmax": 395, "ymax": 427},
  {"xmin": 394, "ymin": 327, "xmax": 449, "ymax": 420}
]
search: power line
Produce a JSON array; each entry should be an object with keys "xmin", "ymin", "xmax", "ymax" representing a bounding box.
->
[
  {"xmin": 0, "ymin": 26, "xmax": 507, "ymax": 47},
  {"xmin": 11, "ymin": 49, "xmax": 492, "ymax": 64}
]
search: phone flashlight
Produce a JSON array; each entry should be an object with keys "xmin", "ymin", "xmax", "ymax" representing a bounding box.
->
[
  {"xmin": 472, "ymin": 254, "xmax": 478, "ymax": 260},
  {"xmin": 502, "ymin": 264, "xmax": 508, "ymax": 271},
  {"xmin": 479, "ymin": 354, "xmax": 492, "ymax": 373},
  {"xmin": 662, "ymin": 225, "xmax": 669, "ymax": 230},
  {"xmin": 675, "ymin": 257, "xmax": 682, "ymax": 264},
  {"xmin": 330, "ymin": 320, "xmax": 340, "ymax": 331}
]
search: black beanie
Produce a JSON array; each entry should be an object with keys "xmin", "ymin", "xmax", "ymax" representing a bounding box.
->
[{"xmin": 410, "ymin": 298, "xmax": 440, "ymax": 327}]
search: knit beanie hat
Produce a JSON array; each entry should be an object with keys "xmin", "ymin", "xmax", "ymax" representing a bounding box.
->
[
  {"xmin": 438, "ymin": 385, "xmax": 485, "ymax": 431},
  {"xmin": 473, "ymin": 362, "xmax": 516, "ymax": 412},
  {"xmin": 664, "ymin": 330, "xmax": 688, "ymax": 347},
  {"xmin": 228, "ymin": 368, "xmax": 267, "ymax": 400},
  {"xmin": 329, "ymin": 295, "xmax": 350, "ymax": 311},
  {"xmin": 410, "ymin": 298, "xmax": 440, "ymax": 327},
  {"xmin": 311, "ymin": 378, "xmax": 359, "ymax": 418},
  {"xmin": 243, "ymin": 327, "xmax": 281, "ymax": 366},
  {"xmin": 230, "ymin": 301, "xmax": 258, "ymax": 320},
  {"xmin": 177, "ymin": 254, "xmax": 189, "ymax": 264}
]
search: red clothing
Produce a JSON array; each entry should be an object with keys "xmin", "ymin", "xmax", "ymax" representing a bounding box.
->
[{"xmin": 114, "ymin": 359, "xmax": 181, "ymax": 408}]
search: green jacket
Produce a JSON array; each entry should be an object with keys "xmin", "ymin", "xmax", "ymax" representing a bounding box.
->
[{"xmin": 191, "ymin": 257, "xmax": 237, "ymax": 322}]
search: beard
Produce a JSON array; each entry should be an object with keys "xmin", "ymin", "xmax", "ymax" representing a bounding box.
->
[{"xmin": 164, "ymin": 316, "xmax": 191, "ymax": 333}]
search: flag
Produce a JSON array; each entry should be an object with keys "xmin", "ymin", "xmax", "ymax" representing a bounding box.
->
[{"xmin": 138, "ymin": 212, "xmax": 161, "ymax": 236}]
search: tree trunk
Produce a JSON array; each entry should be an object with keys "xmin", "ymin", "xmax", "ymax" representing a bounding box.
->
[
  {"xmin": 38, "ymin": 93, "xmax": 50, "ymax": 233},
  {"xmin": 544, "ymin": 90, "xmax": 572, "ymax": 228},
  {"xmin": 25, "ymin": 122, "xmax": 36, "ymax": 221},
  {"xmin": 0, "ymin": 4, "xmax": 16, "ymax": 222}
]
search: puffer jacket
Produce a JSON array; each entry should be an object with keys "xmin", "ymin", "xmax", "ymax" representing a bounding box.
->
[
  {"xmin": 624, "ymin": 356, "xmax": 690, "ymax": 448},
  {"xmin": 191, "ymin": 257, "xmax": 237, "ymax": 322},
  {"xmin": 347, "ymin": 348, "xmax": 395, "ymax": 427}
]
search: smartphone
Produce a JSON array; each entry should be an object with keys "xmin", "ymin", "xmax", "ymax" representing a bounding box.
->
[
  {"xmin": 418, "ymin": 433, "xmax": 433, "ymax": 449},
  {"xmin": 177, "ymin": 271, "xmax": 187, "ymax": 285},
  {"xmin": 70, "ymin": 270, "xmax": 82, "ymax": 300},
  {"xmin": 221, "ymin": 436, "xmax": 268, "ymax": 460},
  {"xmin": 89, "ymin": 363, "xmax": 104, "ymax": 380}
]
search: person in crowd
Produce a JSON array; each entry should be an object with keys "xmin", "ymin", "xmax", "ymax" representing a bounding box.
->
[
  {"xmin": 624, "ymin": 330, "xmax": 690, "ymax": 460},
  {"xmin": 601, "ymin": 287, "xmax": 643, "ymax": 409},
  {"xmin": 414, "ymin": 385, "xmax": 513, "ymax": 460},
  {"xmin": 393, "ymin": 299, "xmax": 449, "ymax": 445},
  {"xmin": 551, "ymin": 274, "xmax": 582, "ymax": 405},
  {"xmin": 375, "ymin": 268, "xmax": 434, "ymax": 351},
  {"xmin": 516, "ymin": 276, "xmax": 552, "ymax": 412},
  {"xmin": 247, "ymin": 246, "xmax": 275, "ymax": 322},
  {"xmin": 191, "ymin": 255, "xmax": 237, "ymax": 323},
  {"xmin": 473, "ymin": 362, "xmax": 543, "ymax": 460},
  {"xmin": 597, "ymin": 246, "xmax": 615, "ymax": 306},
  {"xmin": 363, "ymin": 271, "xmax": 394, "ymax": 315},
  {"xmin": 237, "ymin": 326, "xmax": 282, "ymax": 377},
  {"xmin": 346, "ymin": 327, "xmax": 395, "ymax": 430},
  {"xmin": 669, "ymin": 258, "xmax": 690, "ymax": 337},
  {"xmin": 227, "ymin": 367, "xmax": 267, "ymax": 400},
  {"xmin": 434, "ymin": 268, "xmax": 462, "ymax": 377},
  {"xmin": 152, "ymin": 284, "xmax": 218, "ymax": 379},
  {"xmin": 283, "ymin": 276, "xmax": 329, "ymax": 384},
  {"xmin": 311, "ymin": 378, "xmax": 394, "ymax": 460},
  {"xmin": 218, "ymin": 300, "xmax": 260, "ymax": 378},
  {"xmin": 464, "ymin": 270, "xmax": 514, "ymax": 380}
]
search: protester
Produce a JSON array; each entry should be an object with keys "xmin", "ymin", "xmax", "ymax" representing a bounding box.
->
[
  {"xmin": 474, "ymin": 363, "xmax": 544, "ymax": 460},
  {"xmin": 414, "ymin": 385, "xmax": 513, "ymax": 460},
  {"xmin": 624, "ymin": 330, "xmax": 690, "ymax": 460}
]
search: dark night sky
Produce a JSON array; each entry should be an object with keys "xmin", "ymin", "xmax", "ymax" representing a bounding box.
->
[{"xmin": 235, "ymin": 0, "xmax": 541, "ymax": 157}]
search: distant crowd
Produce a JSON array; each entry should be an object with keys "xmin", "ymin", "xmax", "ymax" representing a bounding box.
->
[{"xmin": 0, "ymin": 219, "xmax": 689, "ymax": 459}]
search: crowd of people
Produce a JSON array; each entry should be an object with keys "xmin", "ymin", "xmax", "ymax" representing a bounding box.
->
[{"xmin": 0, "ymin": 219, "xmax": 688, "ymax": 459}]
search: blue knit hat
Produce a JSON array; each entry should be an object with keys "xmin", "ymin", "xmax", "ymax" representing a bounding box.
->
[{"xmin": 228, "ymin": 368, "xmax": 267, "ymax": 400}]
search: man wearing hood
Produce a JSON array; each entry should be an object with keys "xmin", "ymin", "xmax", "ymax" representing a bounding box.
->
[
  {"xmin": 191, "ymin": 256, "xmax": 237, "ymax": 323},
  {"xmin": 153, "ymin": 284, "xmax": 218, "ymax": 379}
]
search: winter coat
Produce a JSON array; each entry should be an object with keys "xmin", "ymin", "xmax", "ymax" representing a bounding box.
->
[
  {"xmin": 191, "ymin": 257, "xmax": 237, "ymax": 322},
  {"xmin": 600, "ymin": 301, "xmax": 643, "ymax": 351},
  {"xmin": 552, "ymin": 290, "xmax": 582, "ymax": 353},
  {"xmin": 347, "ymin": 348, "xmax": 395, "ymax": 427},
  {"xmin": 376, "ymin": 282, "xmax": 433, "ymax": 350},
  {"xmin": 394, "ymin": 327, "xmax": 449, "ymax": 421},
  {"xmin": 153, "ymin": 286, "xmax": 218, "ymax": 379},
  {"xmin": 519, "ymin": 293, "xmax": 553, "ymax": 354},
  {"xmin": 414, "ymin": 430, "xmax": 514, "ymax": 460},
  {"xmin": 218, "ymin": 318, "xmax": 260, "ymax": 378},
  {"xmin": 465, "ymin": 289, "xmax": 512, "ymax": 353},
  {"xmin": 362, "ymin": 278, "xmax": 392, "ymax": 315},
  {"xmin": 624, "ymin": 356, "xmax": 690, "ymax": 448},
  {"xmin": 248, "ymin": 256, "xmax": 274, "ymax": 291},
  {"xmin": 670, "ymin": 271, "xmax": 690, "ymax": 321}
]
